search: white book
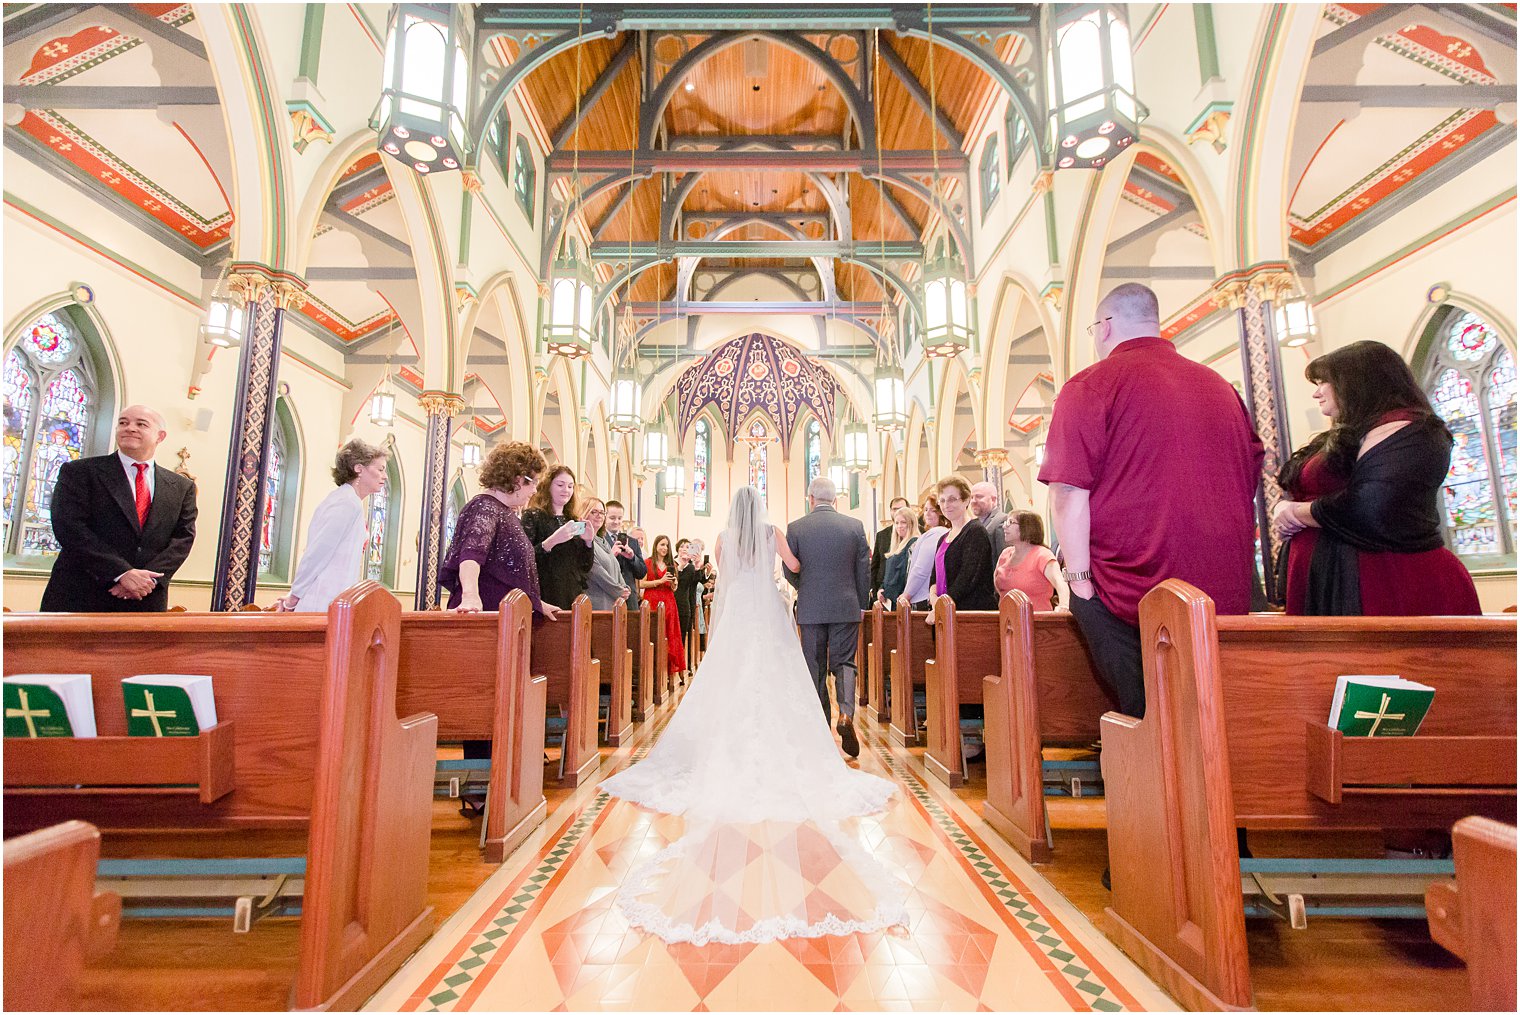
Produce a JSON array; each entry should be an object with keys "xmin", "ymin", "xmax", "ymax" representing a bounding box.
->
[
  {"xmin": 4, "ymin": 673, "xmax": 97, "ymax": 737},
  {"xmin": 122, "ymin": 674, "xmax": 218, "ymax": 732}
]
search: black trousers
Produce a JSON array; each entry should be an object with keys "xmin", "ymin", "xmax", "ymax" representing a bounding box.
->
[{"xmin": 1068, "ymin": 590, "xmax": 1145, "ymax": 719}]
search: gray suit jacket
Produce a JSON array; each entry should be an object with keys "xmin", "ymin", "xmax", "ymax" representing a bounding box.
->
[
  {"xmin": 977, "ymin": 510, "xmax": 1008, "ymax": 560},
  {"xmin": 586, "ymin": 536, "xmax": 628, "ymax": 611},
  {"xmin": 784, "ymin": 505, "xmax": 871, "ymax": 625}
]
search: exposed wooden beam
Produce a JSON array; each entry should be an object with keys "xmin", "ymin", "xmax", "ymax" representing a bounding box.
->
[
  {"xmin": 1106, "ymin": 206, "xmax": 1194, "ymax": 256},
  {"xmin": 1311, "ymin": 4, "xmax": 1414, "ymax": 58},
  {"xmin": 622, "ymin": 300, "xmax": 885, "ymax": 316},
  {"xmin": 1300, "ymin": 84, "xmax": 1516, "ymax": 108},
  {"xmin": 104, "ymin": 6, "xmax": 207, "ymax": 59},
  {"xmin": 306, "ymin": 266, "xmax": 418, "ymax": 281},
  {"xmin": 551, "ymin": 34, "xmax": 637, "ymax": 149},
  {"xmin": 320, "ymin": 209, "xmax": 412, "ymax": 258},
  {"xmin": 590, "ymin": 239, "xmax": 921, "ymax": 259},
  {"xmin": 877, "ymin": 38, "xmax": 965, "ymax": 151},
  {"xmin": 3, "ymin": 85, "xmax": 221, "ymax": 109},
  {"xmin": 478, "ymin": 5, "xmax": 1036, "ymax": 32},
  {"xmin": 1101, "ymin": 265, "xmax": 1216, "ymax": 280},
  {"xmin": 1, "ymin": 4, "xmax": 92, "ymax": 44},
  {"xmin": 548, "ymin": 149, "xmax": 968, "ymax": 173},
  {"xmin": 591, "ymin": 181, "xmax": 636, "ymax": 238}
]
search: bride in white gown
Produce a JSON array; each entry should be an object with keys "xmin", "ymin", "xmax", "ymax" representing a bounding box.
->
[{"xmin": 601, "ymin": 485, "xmax": 909, "ymax": 945}]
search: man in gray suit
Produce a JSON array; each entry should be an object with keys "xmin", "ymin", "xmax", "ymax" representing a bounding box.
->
[
  {"xmin": 970, "ymin": 481, "xmax": 1008, "ymax": 559},
  {"xmin": 784, "ymin": 476, "xmax": 871, "ymax": 757}
]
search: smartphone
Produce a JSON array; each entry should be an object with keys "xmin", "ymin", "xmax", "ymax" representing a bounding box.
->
[
  {"xmin": 702, "ymin": 554, "xmax": 710, "ymax": 567},
  {"xmin": 570, "ymin": 520, "xmax": 586, "ymax": 535},
  {"xmin": 617, "ymin": 532, "xmax": 629, "ymax": 545}
]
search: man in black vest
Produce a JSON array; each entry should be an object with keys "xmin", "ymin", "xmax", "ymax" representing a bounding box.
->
[
  {"xmin": 869, "ymin": 496, "xmax": 909, "ymax": 599},
  {"xmin": 40, "ymin": 404, "xmax": 197, "ymax": 612}
]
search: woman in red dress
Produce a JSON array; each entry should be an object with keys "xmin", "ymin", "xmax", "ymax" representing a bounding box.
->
[
  {"xmin": 1273, "ymin": 340, "xmax": 1480, "ymax": 616},
  {"xmin": 641, "ymin": 534, "xmax": 687, "ymax": 680}
]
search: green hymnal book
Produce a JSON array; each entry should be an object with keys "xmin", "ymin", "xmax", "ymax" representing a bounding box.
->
[
  {"xmin": 1328, "ymin": 675, "xmax": 1435, "ymax": 737},
  {"xmin": 122, "ymin": 675, "xmax": 217, "ymax": 737},
  {"xmin": 3, "ymin": 674, "xmax": 96, "ymax": 738}
]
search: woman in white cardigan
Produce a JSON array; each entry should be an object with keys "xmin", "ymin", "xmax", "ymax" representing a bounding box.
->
[
  {"xmin": 899, "ymin": 493, "xmax": 950, "ymax": 610},
  {"xmin": 274, "ymin": 439, "xmax": 388, "ymax": 613}
]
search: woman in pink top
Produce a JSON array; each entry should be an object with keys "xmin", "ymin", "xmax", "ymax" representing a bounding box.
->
[{"xmin": 993, "ymin": 511, "xmax": 1063, "ymax": 610}]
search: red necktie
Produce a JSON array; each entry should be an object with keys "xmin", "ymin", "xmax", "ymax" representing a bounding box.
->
[{"xmin": 133, "ymin": 463, "xmax": 150, "ymax": 527}]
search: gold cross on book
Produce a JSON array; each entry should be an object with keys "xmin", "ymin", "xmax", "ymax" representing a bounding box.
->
[
  {"xmin": 1352, "ymin": 692, "xmax": 1406, "ymax": 736},
  {"xmin": 130, "ymin": 689, "xmax": 176, "ymax": 737},
  {"xmin": 5, "ymin": 688, "xmax": 49, "ymax": 738}
]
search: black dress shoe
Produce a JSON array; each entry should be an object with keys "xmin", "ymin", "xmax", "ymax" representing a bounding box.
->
[{"xmin": 838, "ymin": 720, "xmax": 860, "ymax": 759}]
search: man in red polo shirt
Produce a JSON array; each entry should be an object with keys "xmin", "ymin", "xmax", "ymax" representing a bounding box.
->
[{"xmin": 1039, "ymin": 283, "xmax": 1264, "ymax": 718}]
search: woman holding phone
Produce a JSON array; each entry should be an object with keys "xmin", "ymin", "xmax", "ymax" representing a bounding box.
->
[
  {"xmin": 520, "ymin": 465, "xmax": 594, "ymax": 609},
  {"xmin": 641, "ymin": 533, "xmax": 687, "ymax": 681}
]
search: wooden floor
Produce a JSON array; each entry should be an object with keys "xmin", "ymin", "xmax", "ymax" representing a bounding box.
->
[{"xmin": 74, "ymin": 723, "xmax": 1471, "ymax": 1011}]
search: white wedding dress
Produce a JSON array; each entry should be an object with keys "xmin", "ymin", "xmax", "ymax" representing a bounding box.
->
[{"xmin": 600, "ymin": 489, "xmax": 908, "ymax": 944}]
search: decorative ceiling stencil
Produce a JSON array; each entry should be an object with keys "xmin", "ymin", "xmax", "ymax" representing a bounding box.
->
[{"xmin": 675, "ymin": 333, "xmax": 839, "ymax": 453}]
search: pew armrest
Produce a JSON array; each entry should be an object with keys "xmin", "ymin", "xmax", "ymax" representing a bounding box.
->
[
  {"xmin": 1304, "ymin": 722, "xmax": 1518, "ymax": 804},
  {"xmin": 3, "ymin": 722, "xmax": 237, "ymax": 804}
]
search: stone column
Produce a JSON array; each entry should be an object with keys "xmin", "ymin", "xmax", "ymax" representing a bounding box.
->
[
  {"xmin": 1215, "ymin": 266, "xmax": 1295, "ymax": 596},
  {"xmin": 415, "ymin": 391, "xmax": 466, "ymax": 611},
  {"xmin": 210, "ymin": 266, "xmax": 307, "ymax": 611},
  {"xmin": 974, "ymin": 447, "xmax": 1010, "ymax": 503}
]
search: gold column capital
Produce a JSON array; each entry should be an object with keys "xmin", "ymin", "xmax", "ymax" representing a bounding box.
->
[
  {"xmin": 228, "ymin": 264, "xmax": 308, "ymax": 311},
  {"xmin": 417, "ymin": 391, "xmax": 467, "ymax": 417}
]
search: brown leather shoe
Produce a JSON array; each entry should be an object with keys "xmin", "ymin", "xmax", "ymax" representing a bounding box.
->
[{"xmin": 838, "ymin": 719, "xmax": 860, "ymax": 759}]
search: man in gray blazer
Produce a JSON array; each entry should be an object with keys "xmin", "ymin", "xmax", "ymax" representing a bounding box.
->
[
  {"xmin": 784, "ymin": 476, "xmax": 871, "ymax": 757},
  {"xmin": 970, "ymin": 481, "xmax": 1008, "ymax": 559}
]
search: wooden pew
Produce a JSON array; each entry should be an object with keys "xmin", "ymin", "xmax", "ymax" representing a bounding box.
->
[
  {"xmin": 856, "ymin": 610, "xmax": 873, "ymax": 709},
  {"xmin": 591, "ymin": 600, "xmax": 633, "ymax": 746},
  {"xmin": 1102, "ymin": 580, "xmax": 1518, "ymax": 1011},
  {"xmin": 887, "ymin": 595, "xmax": 932, "ymax": 747},
  {"xmin": 4, "ymin": 820, "xmax": 120, "ymax": 1011},
  {"xmin": 1427, "ymin": 816, "xmax": 1517, "ymax": 1011},
  {"xmin": 627, "ymin": 600, "xmax": 655, "ymax": 721},
  {"xmin": 921, "ymin": 597, "xmax": 1001, "ymax": 789},
  {"xmin": 651, "ymin": 601, "xmax": 670, "ymax": 705},
  {"xmin": 866, "ymin": 602, "xmax": 892, "ymax": 724},
  {"xmin": 2, "ymin": 583, "xmax": 438, "ymax": 1011},
  {"xmin": 393, "ymin": 590, "xmax": 547, "ymax": 863},
  {"xmin": 983, "ymin": 592, "xmax": 1115, "ymax": 861},
  {"xmin": 531, "ymin": 594, "xmax": 602, "ymax": 787}
]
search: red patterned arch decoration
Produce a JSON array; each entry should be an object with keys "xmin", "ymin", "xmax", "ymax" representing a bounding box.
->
[{"xmin": 675, "ymin": 334, "xmax": 840, "ymax": 454}]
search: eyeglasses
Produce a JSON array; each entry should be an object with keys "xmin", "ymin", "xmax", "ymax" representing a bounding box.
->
[{"xmin": 1086, "ymin": 316, "xmax": 1113, "ymax": 337}]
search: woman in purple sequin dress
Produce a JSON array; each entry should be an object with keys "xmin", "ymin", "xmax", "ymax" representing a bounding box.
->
[{"xmin": 441, "ymin": 441, "xmax": 563, "ymax": 621}]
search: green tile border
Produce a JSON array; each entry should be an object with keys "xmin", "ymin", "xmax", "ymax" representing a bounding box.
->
[{"xmin": 868, "ymin": 741, "xmax": 1137, "ymax": 1013}]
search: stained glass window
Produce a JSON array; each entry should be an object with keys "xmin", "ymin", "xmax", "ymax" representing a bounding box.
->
[
  {"xmin": 258, "ymin": 433, "xmax": 283, "ymax": 574},
  {"xmin": 364, "ymin": 455, "xmax": 400, "ymax": 585},
  {"xmin": 512, "ymin": 136, "xmax": 535, "ymax": 222},
  {"xmin": 1423, "ymin": 308, "xmax": 1517, "ymax": 564},
  {"xmin": 747, "ymin": 419, "xmax": 768, "ymax": 503},
  {"xmin": 1005, "ymin": 104, "xmax": 1029, "ymax": 175},
  {"xmin": 980, "ymin": 135, "xmax": 1000, "ymax": 218},
  {"xmin": 444, "ymin": 479, "xmax": 465, "ymax": 549},
  {"xmin": 4, "ymin": 351, "xmax": 35, "ymax": 550},
  {"xmin": 693, "ymin": 418, "xmax": 711, "ymax": 516},
  {"xmin": 805, "ymin": 419, "xmax": 822, "ymax": 500},
  {"xmin": 5, "ymin": 310, "xmax": 103, "ymax": 560}
]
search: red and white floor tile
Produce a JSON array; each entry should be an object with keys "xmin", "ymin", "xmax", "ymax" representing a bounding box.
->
[{"xmin": 367, "ymin": 712, "xmax": 1173, "ymax": 1012}]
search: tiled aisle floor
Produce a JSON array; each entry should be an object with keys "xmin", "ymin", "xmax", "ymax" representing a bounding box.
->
[{"xmin": 367, "ymin": 714, "xmax": 1174, "ymax": 1012}]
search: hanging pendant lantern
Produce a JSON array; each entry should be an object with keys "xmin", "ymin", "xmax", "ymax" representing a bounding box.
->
[
  {"xmin": 843, "ymin": 420, "xmax": 870, "ymax": 472},
  {"xmin": 1274, "ymin": 292, "xmax": 1320, "ymax": 349},
  {"xmin": 827, "ymin": 456, "xmax": 849, "ymax": 493},
  {"xmin": 1047, "ymin": 4, "xmax": 1139, "ymax": 170},
  {"xmin": 664, "ymin": 454, "xmax": 687, "ymax": 494},
  {"xmin": 922, "ymin": 237, "xmax": 972, "ymax": 359},
  {"xmin": 461, "ymin": 429, "xmax": 483, "ymax": 468},
  {"xmin": 642, "ymin": 426, "xmax": 669, "ymax": 473},
  {"xmin": 369, "ymin": 369, "xmax": 397, "ymax": 428},
  {"xmin": 200, "ymin": 262, "xmax": 245, "ymax": 349},
  {"xmin": 377, "ymin": 3, "xmax": 470, "ymax": 175},
  {"xmin": 872, "ymin": 363, "xmax": 908, "ymax": 432},
  {"xmin": 608, "ymin": 301, "xmax": 644, "ymax": 432},
  {"xmin": 544, "ymin": 239, "xmax": 596, "ymax": 359}
]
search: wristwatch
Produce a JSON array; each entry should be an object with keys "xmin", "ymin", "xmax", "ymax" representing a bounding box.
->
[{"xmin": 1061, "ymin": 569, "xmax": 1093, "ymax": 583}]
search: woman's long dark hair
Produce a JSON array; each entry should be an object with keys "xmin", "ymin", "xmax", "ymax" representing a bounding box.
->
[{"xmin": 1279, "ymin": 340, "xmax": 1450, "ymax": 489}]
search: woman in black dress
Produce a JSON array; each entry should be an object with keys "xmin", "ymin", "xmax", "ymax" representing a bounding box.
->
[
  {"xmin": 929, "ymin": 475, "xmax": 998, "ymax": 613},
  {"xmin": 520, "ymin": 465, "xmax": 595, "ymax": 609}
]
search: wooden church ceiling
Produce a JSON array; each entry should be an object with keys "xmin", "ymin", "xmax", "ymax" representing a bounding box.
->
[{"xmin": 514, "ymin": 29, "xmax": 1010, "ymax": 306}]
